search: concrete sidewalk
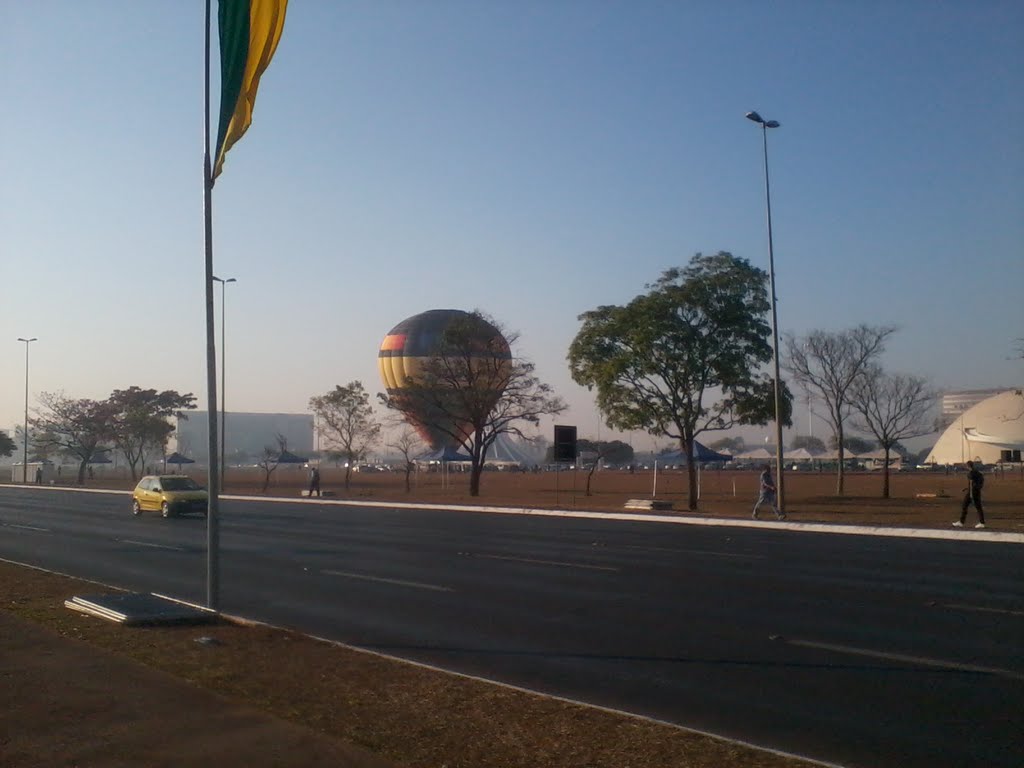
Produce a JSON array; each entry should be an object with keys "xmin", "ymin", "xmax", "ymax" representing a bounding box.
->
[{"xmin": 0, "ymin": 611, "xmax": 400, "ymax": 768}]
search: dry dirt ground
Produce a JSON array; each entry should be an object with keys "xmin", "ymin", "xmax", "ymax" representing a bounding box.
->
[{"xmin": 2, "ymin": 468, "xmax": 1021, "ymax": 767}]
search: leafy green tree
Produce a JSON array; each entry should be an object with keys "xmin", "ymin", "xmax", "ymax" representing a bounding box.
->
[
  {"xmin": 379, "ymin": 313, "xmax": 566, "ymax": 497},
  {"xmin": 790, "ymin": 435, "xmax": 826, "ymax": 454},
  {"xmin": 30, "ymin": 392, "xmax": 116, "ymax": 484},
  {"xmin": 569, "ymin": 252, "xmax": 792, "ymax": 511},
  {"xmin": 784, "ymin": 325, "xmax": 896, "ymax": 495},
  {"xmin": 107, "ymin": 387, "xmax": 197, "ymax": 481},
  {"xmin": 0, "ymin": 430, "xmax": 15, "ymax": 458},
  {"xmin": 851, "ymin": 367, "xmax": 936, "ymax": 498},
  {"xmin": 310, "ymin": 381, "xmax": 381, "ymax": 490}
]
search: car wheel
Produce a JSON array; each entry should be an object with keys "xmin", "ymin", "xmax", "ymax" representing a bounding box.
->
[
  {"xmin": 161, "ymin": 502, "xmax": 172, "ymax": 518},
  {"xmin": 132, "ymin": 500, "xmax": 142, "ymax": 516}
]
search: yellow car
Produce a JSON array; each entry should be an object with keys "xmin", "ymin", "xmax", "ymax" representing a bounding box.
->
[{"xmin": 132, "ymin": 475, "xmax": 208, "ymax": 518}]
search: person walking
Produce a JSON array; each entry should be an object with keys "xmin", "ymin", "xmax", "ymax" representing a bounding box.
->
[
  {"xmin": 308, "ymin": 466, "xmax": 321, "ymax": 498},
  {"xmin": 953, "ymin": 460, "xmax": 985, "ymax": 529},
  {"xmin": 752, "ymin": 464, "xmax": 785, "ymax": 520}
]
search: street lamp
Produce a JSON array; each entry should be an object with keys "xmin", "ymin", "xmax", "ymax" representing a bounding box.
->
[
  {"xmin": 212, "ymin": 276, "xmax": 236, "ymax": 492},
  {"xmin": 746, "ymin": 109, "xmax": 786, "ymax": 514},
  {"xmin": 17, "ymin": 337, "xmax": 37, "ymax": 483}
]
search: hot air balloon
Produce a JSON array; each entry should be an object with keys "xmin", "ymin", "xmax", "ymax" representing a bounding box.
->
[{"xmin": 378, "ymin": 309, "xmax": 511, "ymax": 450}]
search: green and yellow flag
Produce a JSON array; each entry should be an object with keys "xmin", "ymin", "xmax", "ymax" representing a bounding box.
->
[{"xmin": 213, "ymin": 0, "xmax": 288, "ymax": 180}]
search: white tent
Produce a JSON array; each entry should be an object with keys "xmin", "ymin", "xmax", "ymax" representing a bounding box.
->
[
  {"xmin": 735, "ymin": 448, "xmax": 774, "ymax": 460},
  {"xmin": 783, "ymin": 448, "xmax": 816, "ymax": 461},
  {"xmin": 813, "ymin": 449, "xmax": 860, "ymax": 461}
]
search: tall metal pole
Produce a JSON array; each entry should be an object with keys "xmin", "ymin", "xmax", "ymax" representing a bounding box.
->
[
  {"xmin": 203, "ymin": 0, "xmax": 221, "ymax": 611},
  {"xmin": 17, "ymin": 337, "xmax": 37, "ymax": 483},
  {"xmin": 213, "ymin": 276, "xmax": 235, "ymax": 493},
  {"xmin": 746, "ymin": 111, "xmax": 786, "ymax": 514}
]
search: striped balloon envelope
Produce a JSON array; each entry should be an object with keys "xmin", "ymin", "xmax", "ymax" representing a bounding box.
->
[{"xmin": 378, "ymin": 309, "xmax": 511, "ymax": 449}]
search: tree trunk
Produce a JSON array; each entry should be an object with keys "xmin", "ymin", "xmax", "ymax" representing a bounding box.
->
[
  {"xmin": 77, "ymin": 460, "xmax": 87, "ymax": 485},
  {"xmin": 835, "ymin": 420, "xmax": 846, "ymax": 496},
  {"xmin": 882, "ymin": 447, "xmax": 891, "ymax": 499},
  {"xmin": 404, "ymin": 464, "xmax": 412, "ymax": 492},
  {"xmin": 344, "ymin": 464, "xmax": 352, "ymax": 490},
  {"xmin": 684, "ymin": 438, "xmax": 698, "ymax": 510},
  {"xmin": 585, "ymin": 465, "xmax": 597, "ymax": 496},
  {"xmin": 469, "ymin": 465, "xmax": 482, "ymax": 496}
]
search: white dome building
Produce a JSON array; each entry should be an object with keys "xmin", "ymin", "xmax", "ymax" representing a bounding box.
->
[{"xmin": 925, "ymin": 389, "xmax": 1024, "ymax": 465}]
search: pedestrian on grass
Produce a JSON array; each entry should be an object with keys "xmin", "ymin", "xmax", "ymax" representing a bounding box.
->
[
  {"xmin": 752, "ymin": 464, "xmax": 785, "ymax": 520},
  {"xmin": 953, "ymin": 461, "xmax": 985, "ymax": 529},
  {"xmin": 308, "ymin": 466, "xmax": 321, "ymax": 497},
  {"xmin": 34, "ymin": 466, "xmax": 42, "ymax": 484}
]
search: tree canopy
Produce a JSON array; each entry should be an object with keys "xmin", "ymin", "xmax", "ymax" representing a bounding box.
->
[
  {"xmin": 0, "ymin": 430, "xmax": 16, "ymax": 458},
  {"xmin": 107, "ymin": 387, "xmax": 196, "ymax": 481},
  {"xmin": 30, "ymin": 392, "xmax": 116, "ymax": 484},
  {"xmin": 309, "ymin": 381, "xmax": 381, "ymax": 490},
  {"xmin": 568, "ymin": 251, "xmax": 791, "ymax": 510}
]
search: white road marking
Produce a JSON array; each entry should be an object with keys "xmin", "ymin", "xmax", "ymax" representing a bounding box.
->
[
  {"xmin": 781, "ymin": 637, "xmax": 1024, "ymax": 682},
  {"xmin": 934, "ymin": 602, "xmax": 1024, "ymax": 617},
  {"xmin": 116, "ymin": 539, "xmax": 185, "ymax": 552},
  {"xmin": 3, "ymin": 523, "xmax": 51, "ymax": 532},
  {"xmin": 624, "ymin": 544, "xmax": 765, "ymax": 559},
  {"xmin": 470, "ymin": 553, "xmax": 619, "ymax": 572},
  {"xmin": 321, "ymin": 569, "xmax": 454, "ymax": 592}
]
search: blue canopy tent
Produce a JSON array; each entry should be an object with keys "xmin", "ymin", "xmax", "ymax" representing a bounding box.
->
[
  {"xmin": 656, "ymin": 441, "xmax": 733, "ymax": 464},
  {"xmin": 415, "ymin": 445, "xmax": 472, "ymax": 462}
]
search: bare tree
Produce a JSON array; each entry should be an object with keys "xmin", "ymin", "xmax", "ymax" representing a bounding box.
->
[
  {"xmin": 851, "ymin": 368, "xmax": 936, "ymax": 498},
  {"xmin": 783, "ymin": 325, "xmax": 897, "ymax": 495},
  {"xmin": 380, "ymin": 312, "xmax": 566, "ymax": 497},
  {"xmin": 30, "ymin": 392, "xmax": 116, "ymax": 485},
  {"xmin": 257, "ymin": 433, "xmax": 288, "ymax": 493},
  {"xmin": 387, "ymin": 426, "xmax": 425, "ymax": 493},
  {"xmin": 309, "ymin": 381, "xmax": 381, "ymax": 490}
]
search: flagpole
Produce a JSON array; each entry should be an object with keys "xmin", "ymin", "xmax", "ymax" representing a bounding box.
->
[{"xmin": 203, "ymin": 0, "xmax": 221, "ymax": 612}]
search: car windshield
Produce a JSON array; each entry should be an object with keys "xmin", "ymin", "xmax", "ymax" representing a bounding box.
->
[{"xmin": 161, "ymin": 477, "xmax": 200, "ymax": 491}]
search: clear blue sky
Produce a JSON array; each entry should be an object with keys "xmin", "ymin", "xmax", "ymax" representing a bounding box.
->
[{"xmin": 2, "ymin": 1, "xmax": 1022, "ymax": 450}]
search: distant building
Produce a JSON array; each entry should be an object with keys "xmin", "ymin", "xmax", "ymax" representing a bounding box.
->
[
  {"xmin": 926, "ymin": 390, "xmax": 1024, "ymax": 465},
  {"xmin": 175, "ymin": 412, "xmax": 314, "ymax": 464},
  {"xmin": 939, "ymin": 389, "xmax": 1007, "ymax": 428}
]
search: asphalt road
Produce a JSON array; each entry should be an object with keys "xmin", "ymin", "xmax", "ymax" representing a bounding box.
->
[{"xmin": 1, "ymin": 486, "xmax": 1021, "ymax": 768}]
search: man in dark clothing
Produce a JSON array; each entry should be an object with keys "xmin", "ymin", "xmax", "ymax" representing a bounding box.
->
[
  {"xmin": 308, "ymin": 466, "xmax": 321, "ymax": 498},
  {"xmin": 953, "ymin": 461, "xmax": 985, "ymax": 529}
]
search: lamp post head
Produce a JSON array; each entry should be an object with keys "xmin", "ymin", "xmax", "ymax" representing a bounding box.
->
[
  {"xmin": 746, "ymin": 111, "xmax": 780, "ymax": 128},
  {"xmin": 17, "ymin": 337, "xmax": 37, "ymax": 343},
  {"xmin": 212, "ymin": 276, "xmax": 237, "ymax": 284}
]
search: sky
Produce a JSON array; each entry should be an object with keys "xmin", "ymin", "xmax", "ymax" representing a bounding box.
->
[{"xmin": 2, "ymin": 0, "xmax": 1023, "ymax": 453}]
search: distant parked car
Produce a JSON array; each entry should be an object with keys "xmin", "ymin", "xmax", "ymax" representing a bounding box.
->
[{"xmin": 132, "ymin": 475, "xmax": 208, "ymax": 518}]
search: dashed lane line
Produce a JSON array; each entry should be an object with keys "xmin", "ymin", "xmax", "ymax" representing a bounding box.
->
[
  {"xmin": 466, "ymin": 553, "xmax": 619, "ymax": 572},
  {"xmin": 780, "ymin": 636, "xmax": 1024, "ymax": 682},
  {"xmin": 321, "ymin": 569, "xmax": 454, "ymax": 592},
  {"xmin": 115, "ymin": 539, "xmax": 185, "ymax": 552}
]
